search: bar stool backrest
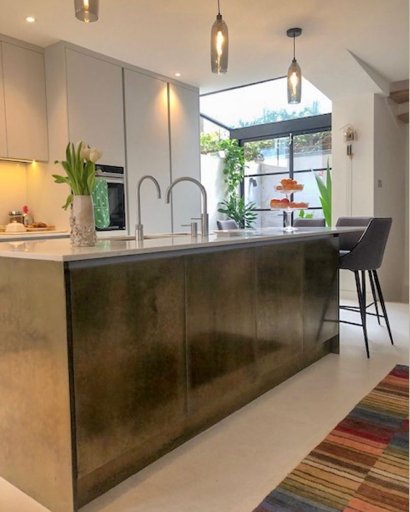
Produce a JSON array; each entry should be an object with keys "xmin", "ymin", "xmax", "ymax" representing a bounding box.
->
[
  {"xmin": 216, "ymin": 219, "xmax": 239, "ymax": 230},
  {"xmin": 336, "ymin": 216, "xmax": 373, "ymax": 251},
  {"xmin": 294, "ymin": 218, "xmax": 325, "ymax": 227},
  {"xmin": 339, "ymin": 217, "xmax": 392, "ymax": 271}
]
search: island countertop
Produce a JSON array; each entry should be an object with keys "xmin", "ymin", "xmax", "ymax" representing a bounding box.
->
[{"xmin": 0, "ymin": 227, "xmax": 362, "ymax": 262}]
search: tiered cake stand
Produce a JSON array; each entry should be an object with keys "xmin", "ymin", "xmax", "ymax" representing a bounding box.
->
[{"xmin": 270, "ymin": 186, "xmax": 308, "ymax": 233}]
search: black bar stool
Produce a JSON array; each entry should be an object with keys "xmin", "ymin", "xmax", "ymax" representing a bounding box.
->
[
  {"xmin": 339, "ymin": 217, "xmax": 393, "ymax": 358},
  {"xmin": 336, "ymin": 217, "xmax": 385, "ymax": 329}
]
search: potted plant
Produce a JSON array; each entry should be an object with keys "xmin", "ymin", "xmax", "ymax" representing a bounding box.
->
[{"xmin": 53, "ymin": 141, "xmax": 102, "ymax": 246}]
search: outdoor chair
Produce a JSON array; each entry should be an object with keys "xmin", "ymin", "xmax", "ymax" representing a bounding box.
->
[
  {"xmin": 216, "ymin": 219, "xmax": 239, "ymax": 230},
  {"xmin": 293, "ymin": 218, "xmax": 326, "ymax": 227}
]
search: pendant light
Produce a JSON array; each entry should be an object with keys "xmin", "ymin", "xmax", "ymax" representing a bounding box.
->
[
  {"xmin": 211, "ymin": 0, "xmax": 229, "ymax": 74},
  {"xmin": 286, "ymin": 27, "xmax": 302, "ymax": 104},
  {"xmin": 74, "ymin": 0, "xmax": 99, "ymax": 23}
]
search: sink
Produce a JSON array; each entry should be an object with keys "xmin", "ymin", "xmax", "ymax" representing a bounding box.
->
[
  {"xmin": 101, "ymin": 232, "xmax": 190, "ymax": 242},
  {"xmin": 213, "ymin": 229, "xmax": 262, "ymax": 237},
  {"xmin": 144, "ymin": 232, "xmax": 190, "ymax": 239}
]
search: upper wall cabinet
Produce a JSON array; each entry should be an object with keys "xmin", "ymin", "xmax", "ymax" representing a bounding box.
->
[
  {"xmin": 0, "ymin": 48, "xmax": 7, "ymax": 158},
  {"xmin": 65, "ymin": 49, "xmax": 125, "ymax": 167},
  {"xmin": 0, "ymin": 42, "xmax": 48, "ymax": 161}
]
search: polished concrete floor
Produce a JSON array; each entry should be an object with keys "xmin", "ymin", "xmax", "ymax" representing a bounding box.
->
[{"xmin": 0, "ymin": 301, "xmax": 408, "ymax": 512}]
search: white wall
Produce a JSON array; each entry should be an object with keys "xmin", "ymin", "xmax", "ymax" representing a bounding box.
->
[
  {"xmin": 374, "ymin": 95, "xmax": 408, "ymax": 302},
  {"xmin": 404, "ymin": 125, "xmax": 409, "ymax": 301},
  {"xmin": 332, "ymin": 93, "xmax": 375, "ymax": 220},
  {"xmin": 332, "ymin": 93, "xmax": 409, "ymax": 302}
]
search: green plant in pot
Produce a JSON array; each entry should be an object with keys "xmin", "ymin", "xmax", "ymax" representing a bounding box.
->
[
  {"xmin": 53, "ymin": 141, "xmax": 102, "ymax": 246},
  {"xmin": 217, "ymin": 139, "xmax": 257, "ymax": 228}
]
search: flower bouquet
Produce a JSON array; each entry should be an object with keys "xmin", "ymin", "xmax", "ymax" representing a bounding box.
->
[{"xmin": 53, "ymin": 141, "xmax": 102, "ymax": 246}]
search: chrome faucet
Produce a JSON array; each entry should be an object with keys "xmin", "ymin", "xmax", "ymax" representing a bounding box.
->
[
  {"xmin": 166, "ymin": 177, "xmax": 209, "ymax": 237},
  {"xmin": 136, "ymin": 175, "xmax": 161, "ymax": 241}
]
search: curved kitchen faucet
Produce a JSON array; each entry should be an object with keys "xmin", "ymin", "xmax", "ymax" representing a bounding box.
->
[
  {"xmin": 166, "ymin": 177, "xmax": 209, "ymax": 237},
  {"xmin": 136, "ymin": 175, "xmax": 162, "ymax": 241}
]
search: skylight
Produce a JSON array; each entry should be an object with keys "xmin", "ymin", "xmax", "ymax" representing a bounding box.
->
[{"xmin": 200, "ymin": 77, "xmax": 331, "ymax": 129}]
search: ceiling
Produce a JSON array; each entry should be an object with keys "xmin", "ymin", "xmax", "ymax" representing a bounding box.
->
[{"xmin": 0, "ymin": 0, "xmax": 407, "ymax": 97}]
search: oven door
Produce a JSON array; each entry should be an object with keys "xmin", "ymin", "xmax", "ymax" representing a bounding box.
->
[{"xmin": 94, "ymin": 178, "xmax": 126, "ymax": 231}]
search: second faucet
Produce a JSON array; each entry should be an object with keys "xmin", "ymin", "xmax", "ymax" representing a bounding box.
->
[{"xmin": 136, "ymin": 175, "xmax": 162, "ymax": 241}]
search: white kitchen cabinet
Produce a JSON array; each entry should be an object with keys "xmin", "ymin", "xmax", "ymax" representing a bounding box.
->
[
  {"xmin": 168, "ymin": 83, "xmax": 201, "ymax": 231},
  {"xmin": 65, "ymin": 49, "xmax": 125, "ymax": 166},
  {"xmin": 0, "ymin": 46, "xmax": 7, "ymax": 158},
  {"xmin": 124, "ymin": 69, "xmax": 171, "ymax": 234},
  {"xmin": 1, "ymin": 42, "xmax": 48, "ymax": 161}
]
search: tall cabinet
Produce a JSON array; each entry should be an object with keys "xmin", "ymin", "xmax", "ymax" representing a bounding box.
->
[
  {"xmin": 124, "ymin": 70, "xmax": 171, "ymax": 234},
  {"xmin": 124, "ymin": 71, "xmax": 201, "ymax": 234},
  {"xmin": 45, "ymin": 42, "xmax": 201, "ymax": 234},
  {"xmin": 169, "ymin": 83, "xmax": 201, "ymax": 231}
]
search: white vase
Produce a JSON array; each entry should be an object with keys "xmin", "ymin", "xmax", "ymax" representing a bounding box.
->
[{"xmin": 70, "ymin": 195, "xmax": 97, "ymax": 247}]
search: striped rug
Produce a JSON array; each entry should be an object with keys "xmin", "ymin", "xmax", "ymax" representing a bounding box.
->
[{"xmin": 253, "ymin": 364, "xmax": 409, "ymax": 512}]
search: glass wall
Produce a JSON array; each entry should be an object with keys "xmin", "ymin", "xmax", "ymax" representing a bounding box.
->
[{"xmin": 244, "ymin": 130, "xmax": 331, "ymax": 228}]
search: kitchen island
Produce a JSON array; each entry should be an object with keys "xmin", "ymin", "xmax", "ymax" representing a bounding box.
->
[{"xmin": 0, "ymin": 228, "xmax": 352, "ymax": 512}]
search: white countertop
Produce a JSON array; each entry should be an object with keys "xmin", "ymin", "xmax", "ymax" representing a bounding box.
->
[
  {"xmin": 0, "ymin": 231, "xmax": 69, "ymax": 241},
  {"xmin": 0, "ymin": 227, "xmax": 362, "ymax": 262}
]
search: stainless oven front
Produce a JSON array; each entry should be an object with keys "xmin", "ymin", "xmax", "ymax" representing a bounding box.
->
[{"xmin": 94, "ymin": 164, "xmax": 126, "ymax": 232}]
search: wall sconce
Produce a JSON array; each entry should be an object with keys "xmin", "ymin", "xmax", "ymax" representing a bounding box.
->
[
  {"xmin": 74, "ymin": 0, "xmax": 99, "ymax": 23},
  {"xmin": 344, "ymin": 125, "xmax": 356, "ymax": 158}
]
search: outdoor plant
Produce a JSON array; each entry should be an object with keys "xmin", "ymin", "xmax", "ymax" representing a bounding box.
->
[
  {"xmin": 52, "ymin": 141, "xmax": 102, "ymax": 209},
  {"xmin": 216, "ymin": 139, "xmax": 257, "ymax": 228},
  {"xmin": 298, "ymin": 209, "xmax": 313, "ymax": 219},
  {"xmin": 200, "ymin": 132, "xmax": 223, "ymax": 154},
  {"xmin": 313, "ymin": 160, "xmax": 332, "ymax": 226},
  {"xmin": 218, "ymin": 195, "xmax": 257, "ymax": 228}
]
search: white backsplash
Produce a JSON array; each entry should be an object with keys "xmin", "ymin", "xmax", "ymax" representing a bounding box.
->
[
  {"xmin": 0, "ymin": 160, "xmax": 69, "ymax": 229},
  {"xmin": 0, "ymin": 161, "xmax": 27, "ymax": 225}
]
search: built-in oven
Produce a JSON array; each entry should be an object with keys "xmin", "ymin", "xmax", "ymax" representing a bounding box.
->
[{"xmin": 94, "ymin": 164, "xmax": 126, "ymax": 232}]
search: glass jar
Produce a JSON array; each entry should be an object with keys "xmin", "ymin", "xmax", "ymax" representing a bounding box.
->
[{"xmin": 9, "ymin": 211, "xmax": 24, "ymax": 224}]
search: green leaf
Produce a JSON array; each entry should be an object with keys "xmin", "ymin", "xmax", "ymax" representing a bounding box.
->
[
  {"xmin": 52, "ymin": 174, "xmax": 70, "ymax": 184},
  {"xmin": 313, "ymin": 168, "xmax": 332, "ymax": 226},
  {"xmin": 62, "ymin": 193, "xmax": 73, "ymax": 210}
]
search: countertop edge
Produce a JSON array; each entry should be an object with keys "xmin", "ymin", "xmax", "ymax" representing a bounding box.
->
[{"xmin": 0, "ymin": 227, "xmax": 363, "ymax": 262}]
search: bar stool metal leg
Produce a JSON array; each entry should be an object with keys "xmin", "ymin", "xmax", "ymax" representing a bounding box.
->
[
  {"xmin": 372, "ymin": 270, "xmax": 394, "ymax": 345},
  {"xmin": 354, "ymin": 271, "xmax": 370, "ymax": 358},
  {"xmin": 368, "ymin": 270, "xmax": 381, "ymax": 324}
]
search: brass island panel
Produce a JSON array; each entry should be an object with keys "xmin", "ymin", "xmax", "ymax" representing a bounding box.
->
[
  {"xmin": 0, "ymin": 258, "xmax": 74, "ymax": 512},
  {"xmin": 68, "ymin": 257, "xmax": 186, "ymax": 506}
]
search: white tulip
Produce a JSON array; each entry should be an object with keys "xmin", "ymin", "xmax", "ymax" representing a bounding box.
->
[
  {"xmin": 80, "ymin": 145, "xmax": 91, "ymax": 160},
  {"xmin": 88, "ymin": 148, "xmax": 103, "ymax": 163}
]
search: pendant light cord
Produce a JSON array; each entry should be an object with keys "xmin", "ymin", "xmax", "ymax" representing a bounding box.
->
[
  {"xmin": 293, "ymin": 35, "xmax": 296, "ymax": 60},
  {"xmin": 218, "ymin": 0, "xmax": 221, "ymax": 15}
]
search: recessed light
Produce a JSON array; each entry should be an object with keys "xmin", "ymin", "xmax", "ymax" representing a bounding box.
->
[
  {"xmin": 175, "ymin": 72, "xmax": 181, "ymax": 77},
  {"xmin": 25, "ymin": 16, "xmax": 36, "ymax": 23}
]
